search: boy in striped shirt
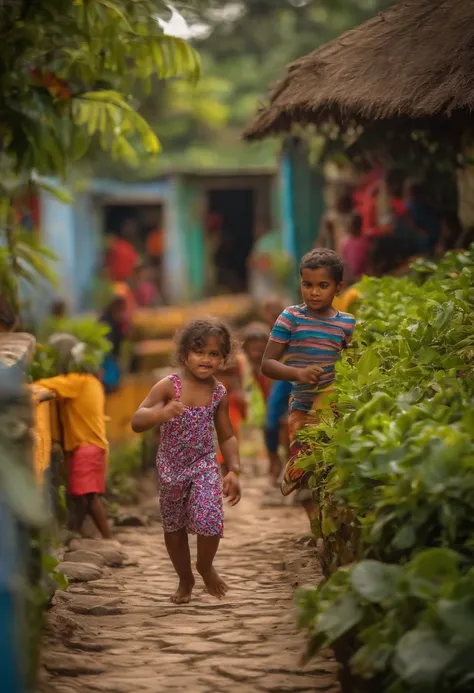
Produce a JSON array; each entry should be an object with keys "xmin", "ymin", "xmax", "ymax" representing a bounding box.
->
[{"xmin": 261, "ymin": 249, "xmax": 356, "ymax": 523}]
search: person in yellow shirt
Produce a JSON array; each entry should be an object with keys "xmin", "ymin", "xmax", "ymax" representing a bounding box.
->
[{"xmin": 35, "ymin": 333, "xmax": 113, "ymax": 539}]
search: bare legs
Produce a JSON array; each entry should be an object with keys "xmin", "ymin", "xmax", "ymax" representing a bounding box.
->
[
  {"xmin": 164, "ymin": 530, "xmax": 228, "ymax": 603},
  {"xmin": 89, "ymin": 494, "xmax": 113, "ymax": 539},
  {"xmin": 196, "ymin": 534, "xmax": 228, "ymax": 598},
  {"xmin": 164, "ymin": 528, "xmax": 195, "ymax": 604},
  {"xmin": 70, "ymin": 494, "xmax": 113, "ymax": 540},
  {"xmin": 268, "ymin": 451, "xmax": 282, "ymax": 486}
]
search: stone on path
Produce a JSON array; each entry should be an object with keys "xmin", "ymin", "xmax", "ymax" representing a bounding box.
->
[
  {"xmin": 67, "ymin": 596, "xmax": 124, "ymax": 616},
  {"xmin": 43, "ymin": 653, "xmax": 107, "ymax": 676},
  {"xmin": 68, "ymin": 539, "xmax": 127, "ymax": 567},
  {"xmin": 65, "ymin": 550, "xmax": 107, "ymax": 568},
  {"xmin": 56, "ymin": 562, "xmax": 103, "ymax": 583}
]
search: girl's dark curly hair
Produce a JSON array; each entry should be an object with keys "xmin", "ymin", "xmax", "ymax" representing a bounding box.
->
[{"xmin": 174, "ymin": 317, "xmax": 236, "ymax": 365}]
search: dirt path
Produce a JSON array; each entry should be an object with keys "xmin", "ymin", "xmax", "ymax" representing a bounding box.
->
[{"xmin": 38, "ymin": 470, "xmax": 340, "ymax": 693}]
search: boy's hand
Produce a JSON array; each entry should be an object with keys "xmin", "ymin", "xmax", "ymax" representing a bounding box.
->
[
  {"xmin": 161, "ymin": 398, "xmax": 186, "ymax": 422},
  {"xmin": 297, "ymin": 365, "xmax": 324, "ymax": 384},
  {"xmin": 223, "ymin": 472, "xmax": 241, "ymax": 506}
]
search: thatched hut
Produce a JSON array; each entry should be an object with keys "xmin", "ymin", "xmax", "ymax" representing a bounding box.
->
[
  {"xmin": 244, "ymin": 0, "xmax": 474, "ymax": 141},
  {"xmin": 244, "ymin": 0, "xmax": 474, "ymax": 244}
]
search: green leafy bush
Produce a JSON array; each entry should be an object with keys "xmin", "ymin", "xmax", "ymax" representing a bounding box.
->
[
  {"xmin": 297, "ymin": 247, "xmax": 474, "ymax": 691},
  {"xmin": 298, "ymin": 549, "xmax": 474, "ymax": 693},
  {"xmin": 107, "ymin": 440, "xmax": 143, "ymax": 503},
  {"xmin": 29, "ymin": 317, "xmax": 112, "ymax": 380}
]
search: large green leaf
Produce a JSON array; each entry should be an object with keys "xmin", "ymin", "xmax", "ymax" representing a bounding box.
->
[
  {"xmin": 351, "ymin": 561, "xmax": 401, "ymax": 604},
  {"xmin": 437, "ymin": 598, "xmax": 474, "ymax": 641},
  {"xmin": 315, "ymin": 594, "xmax": 363, "ymax": 642},
  {"xmin": 393, "ymin": 628, "xmax": 456, "ymax": 685}
]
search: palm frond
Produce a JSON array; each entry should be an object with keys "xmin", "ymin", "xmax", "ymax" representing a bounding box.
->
[{"xmin": 72, "ymin": 90, "xmax": 161, "ymax": 161}]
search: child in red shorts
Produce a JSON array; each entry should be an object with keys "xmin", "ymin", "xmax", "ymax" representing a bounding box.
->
[{"xmin": 35, "ymin": 333, "xmax": 113, "ymax": 539}]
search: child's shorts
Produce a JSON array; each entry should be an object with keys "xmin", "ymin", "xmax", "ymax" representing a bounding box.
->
[
  {"xmin": 281, "ymin": 389, "xmax": 335, "ymax": 497},
  {"xmin": 158, "ymin": 459, "xmax": 224, "ymax": 537},
  {"xmin": 69, "ymin": 444, "xmax": 106, "ymax": 497}
]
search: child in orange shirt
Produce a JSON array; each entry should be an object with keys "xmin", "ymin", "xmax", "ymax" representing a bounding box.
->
[
  {"xmin": 35, "ymin": 333, "xmax": 113, "ymax": 539},
  {"xmin": 216, "ymin": 351, "xmax": 246, "ymax": 465}
]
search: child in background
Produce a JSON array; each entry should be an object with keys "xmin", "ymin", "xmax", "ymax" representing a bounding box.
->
[
  {"xmin": 241, "ymin": 322, "xmax": 271, "ymax": 428},
  {"xmin": 131, "ymin": 318, "xmax": 241, "ymax": 604},
  {"xmin": 262, "ymin": 249, "xmax": 355, "ymax": 525},
  {"xmin": 130, "ymin": 262, "xmax": 161, "ymax": 308},
  {"xmin": 240, "ymin": 323, "xmax": 272, "ymax": 478},
  {"xmin": 35, "ymin": 333, "xmax": 113, "ymax": 539},
  {"xmin": 340, "ymin": 214, "xmax": 371, "ymax": 283},
  {"xmin": 216, "ymin": 350, "xmax": 247, "ymax": 467},
  {"xmin": 260, "ymin": 296, "xmax": 292, "ymax": 486},
  {"xmin": 100, "ymin": 295, "xmax": 128, "ymax": 394}
]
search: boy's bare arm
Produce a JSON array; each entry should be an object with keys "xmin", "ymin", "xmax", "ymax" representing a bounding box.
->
[
  {"xmin": 261, "ymin": 340, "xmax": 324, "ymax": 384},
  {"xmin": 131, "ymin": 378, "xmax": 184, "ymax": 433}
]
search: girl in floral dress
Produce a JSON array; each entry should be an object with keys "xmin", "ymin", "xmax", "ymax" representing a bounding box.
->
[{"xmin": 131, "ymin": 318, "xmax": 241, "ymax": 604}]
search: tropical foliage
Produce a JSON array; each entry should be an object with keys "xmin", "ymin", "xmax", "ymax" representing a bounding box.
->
[
  {"xmin": 296, "ymin": 247, "xmax": 474, "ymax": 692},
  {"xmin": 81, "ymin": 0, "xmax": 395, "ymax": 174},
  {"xmin": 0, "ymin": 0, "xmax": 200, "ymax": 307},
  {"xmin": 1, "ymin": 0, "xmax": 200, "ymax": 176}
]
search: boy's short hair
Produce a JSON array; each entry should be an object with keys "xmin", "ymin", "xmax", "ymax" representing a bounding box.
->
[{"xmin": 299, "ymin": 248, "xmax": 344, "ymax": 284}]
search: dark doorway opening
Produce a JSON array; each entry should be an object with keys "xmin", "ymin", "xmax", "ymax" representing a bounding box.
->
[{"xmin": 207, "ymin": 189, "xmax": 255, "ymax": 293}]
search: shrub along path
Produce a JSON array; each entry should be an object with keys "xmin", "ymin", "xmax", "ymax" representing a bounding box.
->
[{"xmin": 37, "ymin": 462, "xmax": 340, "ymax": 693}]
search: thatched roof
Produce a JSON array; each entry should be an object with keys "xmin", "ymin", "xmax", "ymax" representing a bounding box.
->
[{"xmin": 244, "ymin": 0, "xmax": 474, "ymax": 140}]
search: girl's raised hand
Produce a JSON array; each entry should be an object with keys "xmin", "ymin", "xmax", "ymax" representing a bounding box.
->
[
  {"xmin": 161, "ymin": 398, "xmax": 186, "ymax": 422},
  {"xmin": 223, "ymin": 472, "xmax": 241, "ymax": 506}
]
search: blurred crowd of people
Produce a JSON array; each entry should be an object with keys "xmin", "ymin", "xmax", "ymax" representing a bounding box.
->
[{"xmin": 317, "ymin": 166, "xmax": 473, "ymax": 282}]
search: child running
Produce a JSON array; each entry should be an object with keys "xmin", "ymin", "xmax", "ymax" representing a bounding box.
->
[
  {"xmin": 131, "ymin": 318, "xmax": 241, "ymax": 604},
  {"xmin": 261, "ymin": 249, "xmax": 356, "ymax": 523}
]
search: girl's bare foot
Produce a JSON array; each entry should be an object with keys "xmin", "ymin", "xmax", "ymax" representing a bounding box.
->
[
  {"xmin": 197, "ymin": 565, "xmax": 228, "ymax": 599},
  {"xmin": 170, "ymin": 576, "xmax": 195, "ymax": 604}
]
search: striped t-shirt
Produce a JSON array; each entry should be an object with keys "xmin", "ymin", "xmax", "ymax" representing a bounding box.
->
[{"xmin": 270, "ymin": 304, "xmax": 356, "ymax": 413}]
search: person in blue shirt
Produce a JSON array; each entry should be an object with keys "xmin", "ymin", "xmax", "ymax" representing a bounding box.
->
[{"xmin": 404, "ymin": 178, "xmax": 440, "ymax": 254}]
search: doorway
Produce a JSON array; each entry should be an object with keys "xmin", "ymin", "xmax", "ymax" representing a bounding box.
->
[
  {"xmin": 103, "ymin": 203, "xmax": 164, "ymax": 296},
  {"xmin": 207, "ymin": 189, "xmax": 255, "ymax": 293}
]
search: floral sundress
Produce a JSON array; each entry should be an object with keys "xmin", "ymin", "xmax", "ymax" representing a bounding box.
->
[{"xmin": 156, "ymin": 374, "xmax": 226, "ymax": 537}]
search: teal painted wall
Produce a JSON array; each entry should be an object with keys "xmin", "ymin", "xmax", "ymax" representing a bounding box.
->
[
  {"xmin": 279, "ymin": 139, "xmax": 324, "ymax": 300},
  {"xmin": 169, "ymin": 177, "xmax": 205, "ymax": 302},
  {"xmin": 288, "ymin": 139, "xmax": 325, "ymax": 262},
  {"xmin": 181, "ymin": 178, "xmax": 205, "ymax": 300}
]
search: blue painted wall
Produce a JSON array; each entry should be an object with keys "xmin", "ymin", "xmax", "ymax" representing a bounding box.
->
[
  {"xmin": 280, "ymin": 138, "xmax": 325, "ymax": 263},
  {"xmin": 40, "ymin": 190, "xmax": 77, "ymax": 312}
]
